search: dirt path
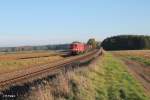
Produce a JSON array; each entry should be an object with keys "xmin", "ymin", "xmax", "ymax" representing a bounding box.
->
[{"xmin": 119, "ymin": 58, "xmax": 150, "ymax": 96}]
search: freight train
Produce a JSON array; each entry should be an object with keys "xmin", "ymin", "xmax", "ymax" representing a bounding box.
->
[{"xmin": 70, "ymin": 42, "xmax": 92, "ymax": 55}]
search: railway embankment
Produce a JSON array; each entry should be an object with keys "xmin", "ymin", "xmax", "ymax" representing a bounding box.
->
[
  {"xmin": 4, "ymin": 52, "xmax": 148, "ymax": 100},
  {"xmin": 0, "ymin": 50, "xmax": 101, "ymax": 99}
]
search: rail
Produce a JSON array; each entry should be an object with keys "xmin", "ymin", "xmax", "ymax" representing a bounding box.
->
[{"xmin": 0, "ymin": 49, "xmax": 102, "ymax": 91}]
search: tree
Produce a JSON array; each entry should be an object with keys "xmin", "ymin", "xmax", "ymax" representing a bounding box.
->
[
  {"xmin": 87, "ymin": 38, "xmax": 97, "ymax": 48},
  {"xmin": 101, "ymin": 35, "xmax": 150, "ymax": 50}
]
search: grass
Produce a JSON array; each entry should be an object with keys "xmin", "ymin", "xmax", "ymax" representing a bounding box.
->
[
  {"xmin": 23, "ymin": 53, "xmax": 149, "ymax": 100},
  {"xmin": 111, "ymin": 50, "xmax": 150, "ymax": 66},
  {"xmin": 86, "ymin": 53, "xmax": 148, "ymax": 100},
  {"xmin": 111, "ymin": 50, "xmax": 150, "ymax": 59},
  {"xmin": 0, "ymin": 51, "xmax": 63, "ymax": 74},
  {"xmin": 0, "ymin": 50, "xmax": 58, "ymax": 60},
  {"xmin": 127, "ymin": 56, "xmax": 150, "ymax": 66}
]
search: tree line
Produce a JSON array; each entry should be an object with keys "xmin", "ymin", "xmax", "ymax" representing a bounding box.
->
[
  {"xmin": 101, "ymin": 35, "xmax": 150, "ymax": 50},
  {"xmin": 0, "ymin": 44, "xmax": 70, "ymax": 52},
  {"xmin": 0, "ymin": 38, "xmax": 101, "ymax": 52}
]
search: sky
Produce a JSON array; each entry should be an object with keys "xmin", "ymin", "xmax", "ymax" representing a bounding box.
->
[{"xmin": 0, "ymin": 0, "xmax": 150, "ymax": 47}]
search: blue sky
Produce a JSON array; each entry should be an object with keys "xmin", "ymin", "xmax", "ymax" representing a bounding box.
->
[{"xmin": 0, "ymin": 0, "xmax": 150, "ymax": 47}]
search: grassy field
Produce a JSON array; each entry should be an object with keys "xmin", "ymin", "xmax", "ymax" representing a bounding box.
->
[
  {"xmin": 0, "ymin": 50, "xmax": 58, "ymax": 60},
  {"xmin": 111, "ymin": 50, "xmax": 150, "ymax": 66},
  {"xmin": 111, "ymin": 50, "xmax": 150, "ymax": 96},
  {"xmin": 24, "ymin": 53, "xmax": 149, "ymax": 100},
  {"xmin": 127, "ymin": 56, "xmax": 150, "ymax": 66},
  {"xmin": 0, "ymin": 51, "xmax": 63, "ymax": 74},
  {"xmin": 85, "ymin": 53, "xmax": 148, "ymax": 100},
  {"xmin": 111, "ymin": 50, "xmax": 150, "ymax": 81}
]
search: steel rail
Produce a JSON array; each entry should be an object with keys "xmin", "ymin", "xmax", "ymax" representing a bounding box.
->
[{"xmin": 0, "ymin": 49, "xmax": 102, "ymax": 91}]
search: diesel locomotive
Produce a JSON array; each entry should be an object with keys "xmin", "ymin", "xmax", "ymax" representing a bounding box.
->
[{"xmin": 70, "ymin": 42, "xmax": 92, "ymax": 55}]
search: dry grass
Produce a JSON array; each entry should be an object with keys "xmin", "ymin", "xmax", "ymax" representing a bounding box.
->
[
  {"xmin": 0, "ymin": 51, "xmax": 58, "ymax": 60},
  {"xmin": 23, "ymin": 68, "xmax": 94, "ymax": 100},
  {"xmin": 111, "ymin": 50, "xmax": 150, "ymax": 59},
  {"xmin": 111, "ymin": 50, "xmax": 150, "ymax": 74},
  {"xmin": 0, "ymin": 51, "xmax": 63, "ymax": 74}
]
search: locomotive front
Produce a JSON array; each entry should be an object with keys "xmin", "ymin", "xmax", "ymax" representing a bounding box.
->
[{"xmin": 70, "ymin": 42, "xmax": 86, "ymax": 55}]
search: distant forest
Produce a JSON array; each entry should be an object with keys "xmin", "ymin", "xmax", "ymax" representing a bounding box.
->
[
  {"xmin": 0, "ymin": 38, "xmax": 101, "ymax": 52},
  {"xmin": 0, "ymin": 44, "xmax": 70, "ymax": 52},
  {"xmin": 101, "ymin": 35, "xmax": 150, "ymax": 50}
]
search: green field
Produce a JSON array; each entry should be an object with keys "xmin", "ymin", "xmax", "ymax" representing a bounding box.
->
[
  {"xmin": 69, "ymin": 53, "xmax": 148, "ymax": 100},
  {"xmin": 26, "ymin": 53, "xmax": 149, "ymax": 100}
]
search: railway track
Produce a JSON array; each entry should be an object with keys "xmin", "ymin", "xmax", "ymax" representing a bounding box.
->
[{"xmin": 0, "ymin": 49, "xmax": 102, "ymax": 91}]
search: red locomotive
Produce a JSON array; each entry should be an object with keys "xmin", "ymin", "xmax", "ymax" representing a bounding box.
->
[{"xmin": 70, "ymin": 42, "xmax": 88, "ymax": 55}]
